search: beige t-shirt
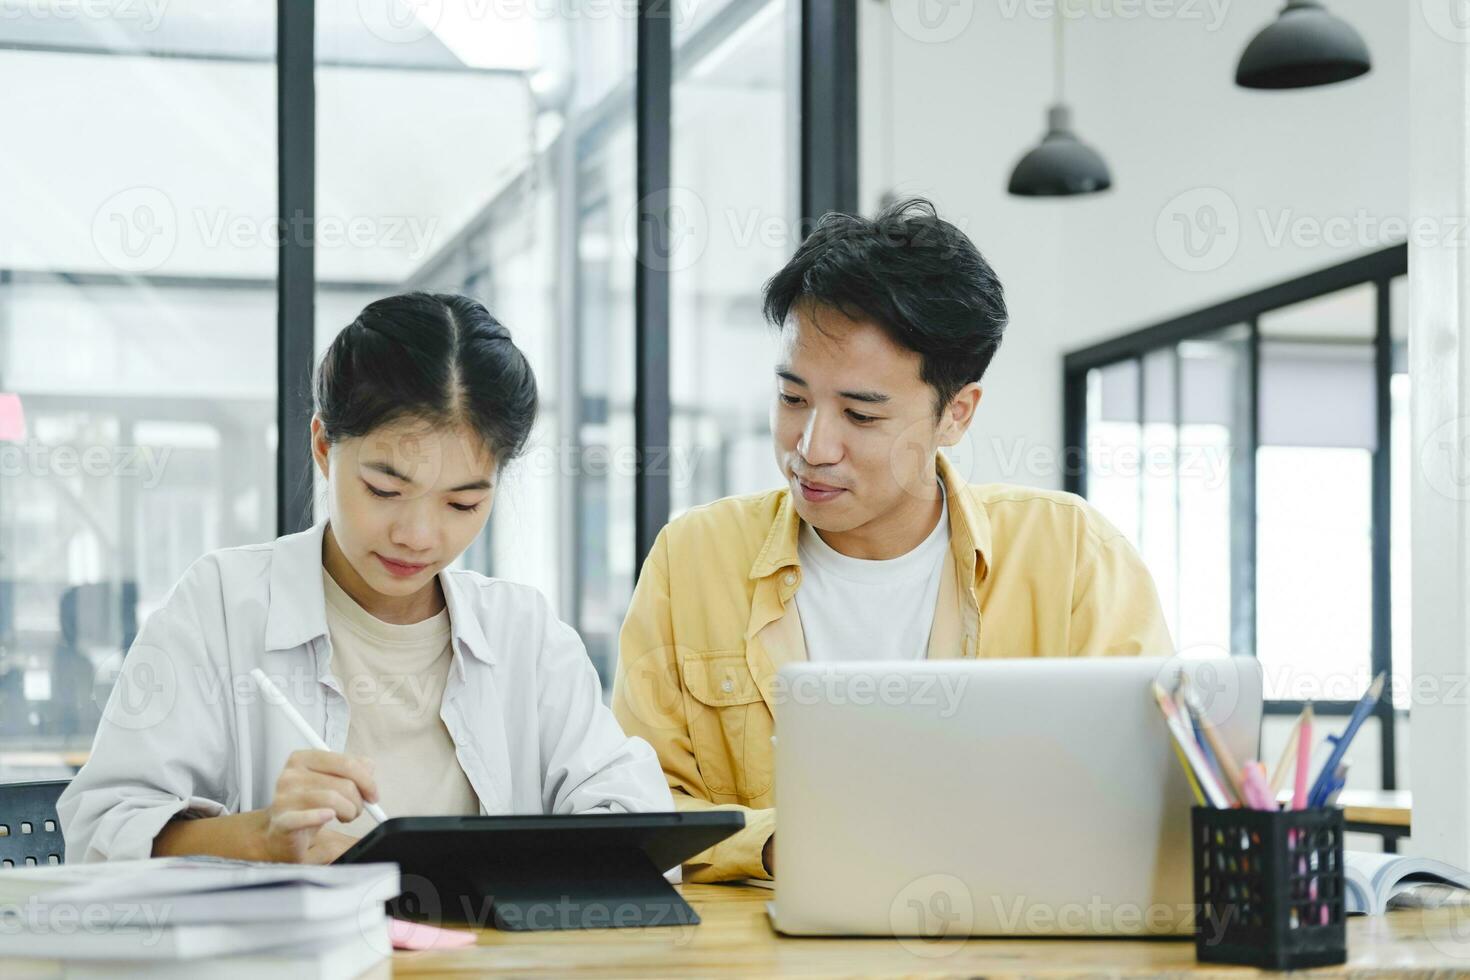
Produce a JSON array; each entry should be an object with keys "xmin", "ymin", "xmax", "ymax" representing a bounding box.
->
[{"xmin": 321, "ymin": 569, "xmax": 481, "ymax": 838}]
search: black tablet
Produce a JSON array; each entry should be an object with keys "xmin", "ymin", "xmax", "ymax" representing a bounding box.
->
[{"xmin": 335, "ymin": 810, "xmax": 745, "ymax": 932}]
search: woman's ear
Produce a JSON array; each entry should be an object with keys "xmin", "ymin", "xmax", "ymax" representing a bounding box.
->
[{"xmin": 310, "ymin": 415, "xmax": 331, "ymax": 478}]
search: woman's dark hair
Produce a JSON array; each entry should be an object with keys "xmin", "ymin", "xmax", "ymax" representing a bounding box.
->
[
  {"xmin": 762, "ymin": 197, "xmax": 1008, "ymax": 415},
  {"xmin": 314, "ymin": 292, "xmax": 538, "ymax": 465}
]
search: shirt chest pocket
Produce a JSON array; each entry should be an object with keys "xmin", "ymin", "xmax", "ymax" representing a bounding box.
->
[{"xmin": 676, "ymin": 650, "xmax": 773, "ymax": 801}]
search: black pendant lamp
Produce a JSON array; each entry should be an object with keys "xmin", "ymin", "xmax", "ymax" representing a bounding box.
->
[
  {"xmin": 1236, "ymin": 0, "xmax": 1371, "ymax": 90},
  {"xmin": 1008, "ymin": 12, "xmax": 1112, "ymax": 198}
]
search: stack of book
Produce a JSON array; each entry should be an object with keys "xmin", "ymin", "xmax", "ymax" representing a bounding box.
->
[{"xmin": 0, "ymin": 856, "xmax": 401, "ymax": 979}]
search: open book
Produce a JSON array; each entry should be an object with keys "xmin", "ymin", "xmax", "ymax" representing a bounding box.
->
[{"xmin": 1345, "ymin": 850, "xmax": 1470, "ymax": 915}]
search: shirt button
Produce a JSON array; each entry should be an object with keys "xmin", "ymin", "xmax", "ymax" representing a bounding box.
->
[
  {"xmin": 721, "ymin": 679, "xmax": 734, "ymax": 694},
  {"xmin": 783, "ymin": 573, "xmax": 796, "ymax": 586}
]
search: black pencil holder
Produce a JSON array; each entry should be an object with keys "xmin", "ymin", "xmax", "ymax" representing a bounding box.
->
[{"xmin": 1191, "ymin": 805, "xmax": 1346, "ymax": 970}]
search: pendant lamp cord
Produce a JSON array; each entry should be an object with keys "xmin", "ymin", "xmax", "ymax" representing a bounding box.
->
[{"xmin": 1053, "ymin": 8, "xmax": 1065, "ymax": 105}]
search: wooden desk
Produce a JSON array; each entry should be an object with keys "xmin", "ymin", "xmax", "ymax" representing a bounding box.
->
[
  {"xmin": 0, "ymin": 750, "xmax": 90, "ymax": 771},
  {"xmin": 1337, "ymin": 789, "xmax": 1412, "ymax": 829},
  {"xmin": 392, "ymin": 883, "xmax": 1470, "ymax": 977}
]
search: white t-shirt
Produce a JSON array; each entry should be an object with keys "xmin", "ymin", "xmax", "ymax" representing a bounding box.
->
[
  {"xmin": 322, "ymin": 569, "xmax": 481, "ymax": 837},
  {"xmin": 794, "ymin": 484, "xmax": 950, "ymax": 662}
]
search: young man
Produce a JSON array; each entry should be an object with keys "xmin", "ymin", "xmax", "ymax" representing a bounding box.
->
[{"xmin": 612, "ymin": 199, "xmax": 1172, "ymax": 883}]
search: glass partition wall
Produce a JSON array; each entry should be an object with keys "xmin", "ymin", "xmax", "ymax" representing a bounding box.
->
[
  {"xmin": 0, "ymin": 0, "xmax": 841, "ymax": 777},
  {"xmin": 1064, "ymin": 245, "xmax": 1408, "ymax": 796}
]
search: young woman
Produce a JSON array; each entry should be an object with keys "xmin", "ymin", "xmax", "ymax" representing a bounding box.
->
[{"xmin": 58, "ymin": 293, "xmax": 672, "ymax": 864}]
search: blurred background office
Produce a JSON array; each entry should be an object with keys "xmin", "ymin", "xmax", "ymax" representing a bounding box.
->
[{"xmin": 0, "ymin": 0, "xmax": 1420, "ymax": 846}]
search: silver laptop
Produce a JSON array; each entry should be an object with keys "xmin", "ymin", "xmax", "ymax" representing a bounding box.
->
[{"xmin": 768, "ymin": 655, "xmax": 1263, "ymax": 938}]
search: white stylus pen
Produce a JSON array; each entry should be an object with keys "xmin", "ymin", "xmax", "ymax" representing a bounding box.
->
[{"xmin": 249, "ymin": 667, "xmax": 389, "ymax": 825}]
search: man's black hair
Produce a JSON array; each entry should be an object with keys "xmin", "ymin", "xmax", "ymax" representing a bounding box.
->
[{"xmin": 762, "ymin": 197, "xmax": 1008, "ymax": 414}]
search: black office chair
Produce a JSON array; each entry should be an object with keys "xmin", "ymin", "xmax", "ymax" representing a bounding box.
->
[{"xmin": 0, "ymin": 779, "xmax": 68, "ymax": 869}]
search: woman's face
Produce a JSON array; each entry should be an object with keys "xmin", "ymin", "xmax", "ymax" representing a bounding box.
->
[{"xmin": 312, "ymin": 415, "xmax": 496, "ymax": 599}]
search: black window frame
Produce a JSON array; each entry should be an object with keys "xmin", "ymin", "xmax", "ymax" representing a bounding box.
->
[
  {"xmin": 274, "ymin": 0, "xmax": 857, "ymax": 576},
  {"xmin": 1062, "ymin": 244, "xmax": 1408, "ymax": 795}
]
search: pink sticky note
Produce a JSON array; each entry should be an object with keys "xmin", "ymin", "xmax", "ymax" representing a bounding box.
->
[
  {"xmin": 0, "ymin": 393, "xmax": 24, "ymax": 442},
  {"xmin": 388, "ymin": 917, "xmax": 477, "ymax": 950}
]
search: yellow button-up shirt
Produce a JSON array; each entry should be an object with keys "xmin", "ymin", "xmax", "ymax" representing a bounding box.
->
[{"xmin": 612, "ymin": 453, "xmax": 1173, "ymax": 883}]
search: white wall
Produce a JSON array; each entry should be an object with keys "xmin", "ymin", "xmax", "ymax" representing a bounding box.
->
[
  {"xmin": 860, "ymin": 0, "xmax": 1408, "ymax": 488},
  {"xmin": 858, "ymin": 0, "xmax": 1411, "ymax": 803}
]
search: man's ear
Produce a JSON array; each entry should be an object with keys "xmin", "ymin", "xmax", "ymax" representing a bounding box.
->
[
  {"xmin": 310, "ymin": 415, "xmax": 331, "ymax": 479},
  {"xmin": 938, "ymin": 383, "xmax": 983, "ymax": 448}
]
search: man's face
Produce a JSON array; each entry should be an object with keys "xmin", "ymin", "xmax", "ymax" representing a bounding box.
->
[
  {"xmin": 771, "ymin": 303, "xmax": 956, "ymax": 536},
  {"xmin": 313, "ymin": 416, "xmax": 496, "ymax": 597}
]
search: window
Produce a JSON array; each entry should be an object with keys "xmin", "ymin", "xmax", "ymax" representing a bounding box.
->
[
  {"xmin": 310, "ymin": 5, "xmax": 641, "ymax": 684},
  {"xmin": 1064, "ymin": 246, "xmax": 1407, "ymax": 790},
  {"xmin": 670, "ymin": 0, "xmax": 797, "ymax": 513},
  {"xmin": 0, "ymin": 0, "xmax": 842, "ymax": 782},
  {"xmin": 1256, "ymin": 286, "xmax": 1377, "ymax": 701},
  {"xmin": 0, "ymin": 4, "xmax": 279, "ymax": 777},
  {"xmin": 310, "ymin": 1, "xmax": 799, "ymax": 684}
]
